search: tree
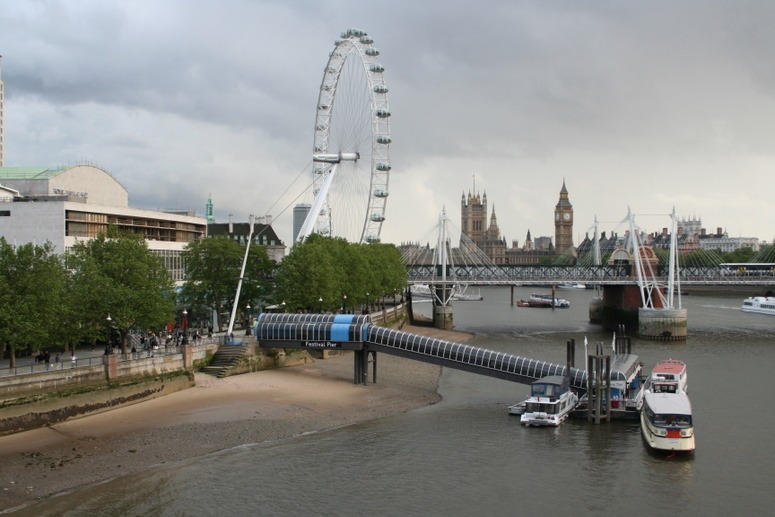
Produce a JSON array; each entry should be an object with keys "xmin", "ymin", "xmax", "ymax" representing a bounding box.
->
[
  {"xmin": 274, "ymin": 235, "xmax": 408, "ymax": 313},
  {"xmin": 180, "ymin": 236, "xmax": 272, "ymax": 331},
  {"xmin": 0, "ymin": 238, "xmax": 67, "ymax": 368},
  {"xmin": 67, "ymin": 229, "xmax": 176, "ymax": 353}
]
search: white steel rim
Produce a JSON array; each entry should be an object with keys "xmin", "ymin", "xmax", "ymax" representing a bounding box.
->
[{"xmin": 311, "ymin": 28, "xmax": 390, "ymax": 244}]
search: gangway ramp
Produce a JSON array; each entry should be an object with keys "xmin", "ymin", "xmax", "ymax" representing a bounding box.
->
[{"xmin": 255, "ymin": 313, "xmax": 635, "ymax": 392}]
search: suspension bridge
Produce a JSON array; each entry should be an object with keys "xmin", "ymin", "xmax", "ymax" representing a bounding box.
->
[{"xmin": 400, "ymin": 208, "xmax": 775, "ymax": 340}]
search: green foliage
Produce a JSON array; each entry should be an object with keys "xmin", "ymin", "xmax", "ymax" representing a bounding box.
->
[
  {"xmin": 274, "ymin": 235, "xmax": 407, "ymax": 312},
  {"xmin": 66, "ymin": 230, "xmax": 176, "ymax": 352},
  {"xmin": 0, "ymin": 238, "xmax": 67, "ymax": 366},
  {"xmin": 180, "ymin": 236, "xmax": 272, "ymax": 330}
]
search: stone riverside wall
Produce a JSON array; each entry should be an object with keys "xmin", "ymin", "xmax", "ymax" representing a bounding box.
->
[{"xmin": 0, "ymin": 343, "xmax": 217, "ymax": 436}]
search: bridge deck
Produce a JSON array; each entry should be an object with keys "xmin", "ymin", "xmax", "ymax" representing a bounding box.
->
[{"xmin": 255, "ymin": 313, "xmax": 637, "ymax": 392}]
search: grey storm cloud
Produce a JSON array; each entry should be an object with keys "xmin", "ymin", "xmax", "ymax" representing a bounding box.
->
[{"xmin": 2, "ymin": 0, "xmax": 774, "ymax": 245}]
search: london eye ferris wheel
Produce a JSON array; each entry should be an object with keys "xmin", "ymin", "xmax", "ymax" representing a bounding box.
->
[{"xmin": 297, "ymin": 28, "xmax": 391, "ymax": 244}]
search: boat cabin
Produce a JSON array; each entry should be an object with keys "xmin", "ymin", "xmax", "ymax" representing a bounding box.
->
[
  {"xmin": 649, "ymin": 359, "xmax": 687, "ymax": 394},
  {"xmin": 528, "ymin": 375, "xmax": 570, "ymax": 400},
  {"xmin": 642, "ymin": 392, "xmax": 693, "ymax": 430}
]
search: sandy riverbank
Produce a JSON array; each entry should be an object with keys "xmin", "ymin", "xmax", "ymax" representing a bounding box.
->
[{"xmin": 0, "ymin": 324, "xmax": 473, "ymax": 512}]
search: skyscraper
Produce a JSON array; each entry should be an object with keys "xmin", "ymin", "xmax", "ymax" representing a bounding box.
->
[{"xmin": 293, "ymin": 203, "xmax": 312, "ymax": 243}]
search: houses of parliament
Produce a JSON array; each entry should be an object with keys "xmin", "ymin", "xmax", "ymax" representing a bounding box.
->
[{"xmin": 460, "ymin": 181, "xmax": 575, "ymax": 265}]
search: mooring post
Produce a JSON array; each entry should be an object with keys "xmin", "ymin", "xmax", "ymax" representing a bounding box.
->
[
  {"xmin": 370, "ymin": 350, "xmax": 377, "ymax": 384},
  {"xmin": 604, "ymin": 355, "xmax": 612, "ymax": 421}
]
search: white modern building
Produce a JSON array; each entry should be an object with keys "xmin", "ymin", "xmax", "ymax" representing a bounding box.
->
[{"xmin": 0, "ymin": 164, "xmax": 206, "ymax": 282}]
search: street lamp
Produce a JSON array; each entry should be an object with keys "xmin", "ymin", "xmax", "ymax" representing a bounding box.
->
[
  {"xmin": 366, "ymin": 292, "xmax": 370, "ymax": 312},
  {"xmin": 181, "ymin": 309, "xmax": 188, "ymax": 345},
  {"xmin": 342, "ymin": 294, "xmax": 348, "ymax": 313},
  {"xmin": 106, "ymin": 314, "xmax": 112, "ymax": 352},
  {"xmin": 318, "ymin": 297, "xmax": 323, "ymax": 313},
  {"xmin": 246, "ymin": 304, "xmax": 252, "ymax": 335}
]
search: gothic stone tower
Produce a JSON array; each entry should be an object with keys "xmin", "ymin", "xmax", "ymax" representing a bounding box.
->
[
  {"xmin": 461, "ymin": 190, "xmax": 487, "ymax": 249},
  {"xmin": 554, "ymin": 180, "xmax": 574, "ymax": 254}
]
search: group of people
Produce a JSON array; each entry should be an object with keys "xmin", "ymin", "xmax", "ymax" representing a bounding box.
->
[{"xmin": 33, "ymin": 350, "xmax": 78, "ymax": 369}]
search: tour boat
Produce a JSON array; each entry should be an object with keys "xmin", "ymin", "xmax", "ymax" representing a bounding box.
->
[
  {"xmin": 410, "ymin": 284, "xmax": 483, "ymax": 302},
  {"xmin": 516, "ymin": 293, "xmax": 570, "ymax": 308},
  {"xmin": 515, "ymin": 375, "xmax": 579, "ymax": 426},
  {"xmin": 558, "ymin": 283, "xmax": 587, "ymax": 289},
  {"xmin": 640, "ymin": 391, "xmax": 695, "ymax": 453},
  {"xmin": 740, "ymin": 296, "xmax": 775, "ymax": 316}
]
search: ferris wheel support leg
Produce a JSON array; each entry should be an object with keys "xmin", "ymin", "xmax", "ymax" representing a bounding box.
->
[{"xmin": 297, "ymin": 164, "xmax": 340, "ymax": 243}]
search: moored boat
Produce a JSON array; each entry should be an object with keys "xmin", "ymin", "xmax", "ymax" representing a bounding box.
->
[
  {"xmin": 740, "ymin": 296, "xmax": 775, "ymax": 316},
  {"xmin": 517, "ymin": 293, "xmax": 570, "ymax": 308},
  {"xmin": 558, "ymin": 283, "xmax": 587, "ymax": 289},
  {"xmin": 516, "ymin": 375, "xmax": 579, "ymax": 426},
  {"xmin": 640, "ymin": 391, "xmax": 695, "ymax": 453}
]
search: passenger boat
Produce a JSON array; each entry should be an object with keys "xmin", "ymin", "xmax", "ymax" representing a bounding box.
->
[
  {"xmin": 410, "ymin": 284, "xmax": 483, "ymax": 302},
  {"xmin": 558, "ymin": 283, "xmax": 587, "ymax": 289},
  {"xmin": 640, "ymin": 391, "xmax": 695, "ymax": 453},
  {"xmin": 516, "ymin": 293, "xmax": 570, "ymax": 308},
  {"xmin": 516, "ymin": 375, "xmax": 579, "ymax": 426},
  {"xmin": 740, "ymin": 296, "xmax": 775, "ymax": 316}
]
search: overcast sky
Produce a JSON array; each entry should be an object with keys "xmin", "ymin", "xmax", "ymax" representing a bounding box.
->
[{"xmin": 1, "ymin": 0, "xmax": 774, "ymax": 247}]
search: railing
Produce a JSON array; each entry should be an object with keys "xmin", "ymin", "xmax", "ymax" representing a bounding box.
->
[
  {"xmin": 406, "ymin": 264, "xmax": 775, "ymax": 285},
  {"xmin": 0, "ymin": 336, "xmax": 222, "ymax": 379}
]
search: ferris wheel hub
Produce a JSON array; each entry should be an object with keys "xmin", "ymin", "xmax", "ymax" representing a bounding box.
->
[{"xmin": 313, "ymin": 152, "xmax": 360, "ymax": 163}]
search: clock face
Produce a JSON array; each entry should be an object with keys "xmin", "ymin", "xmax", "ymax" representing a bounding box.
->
[{"xmin": 563, "ymin": 213, "xmax": 571, "ymax": 221}]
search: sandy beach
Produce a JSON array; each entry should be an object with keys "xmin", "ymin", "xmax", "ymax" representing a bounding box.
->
[{"xmin": 0, "ymin": 324, "xmax": 472, "ymax": 512}]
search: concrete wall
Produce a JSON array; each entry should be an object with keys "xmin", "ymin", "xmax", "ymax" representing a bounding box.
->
[{"xmin": 0, "ymin": 350, "xmax": 202, "ymax": 436}]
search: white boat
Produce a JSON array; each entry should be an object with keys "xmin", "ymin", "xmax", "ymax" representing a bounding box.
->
[
  {"xmin": 517, "ymin": 375, "xmax": 579, "ymax": 426},
  {"xmin": 410, "ymin": 283, "xmax": 483, "ymax": 302},
  {"xmin": 507, "ymin": 401, "xmax": 526, "ymax": 415},
  {"xmin": 410, "ymin": 284, "xmax": 433, "ymax": 298},
  {"xmin": 640, "ymin": 391, "xmax": 695, "ymax": 453},
  {"xmin": 452, "ymin": 285, "xmax": 483, "ymax": 301},
  {"xmin": 522, "ymin": 293, "xmax": 570, "ymax": 308},
  {"xmin": 740, "ymin": 296, "xmax": 775, "ymax": 315},
  {"xmin": 558, "ymin": 283, "xmax": 587, "ymax": 289}
]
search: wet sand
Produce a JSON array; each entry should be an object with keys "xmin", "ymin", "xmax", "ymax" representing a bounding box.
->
[{"xmin": 0, "ymin": 324, "xmax": 472, "ymax": 511}]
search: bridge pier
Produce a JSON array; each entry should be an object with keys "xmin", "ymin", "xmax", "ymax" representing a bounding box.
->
[
  {"xmin": 638, "ymin": 308, "xmax": 687, "ymax": 341},
  {"xmin": 591, "ymin": 285, "xmax": 688, "ymax": 340},
  {"xmin": 433, "ymin": 303, "xmax": 454, "ymax": 331}
]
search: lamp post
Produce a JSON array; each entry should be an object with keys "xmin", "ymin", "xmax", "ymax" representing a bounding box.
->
[
  {"xmin": 281, "ymin": 301, "xmax": 286, "ymax": 313},
  {"xmin": 245, "ymin": 304, "xmax": 252, "ymax": 336},
  {"xmin": 106, "ymin": 314, "xmax": 112, "ymax": 353},
  {"xmin": 181, "ymin": 309, "xmax": 188, "ymax": 345},
  {"xmin": 366, "ymin": 292, "xmax": 370, "ymax": 313},
  {"xmin": 342, "ymin": 294, "xmax": 347, "ymax": 314},
  {"xmin": 318, "ymin": 297, "xmax": 323, "ymax": 313}
]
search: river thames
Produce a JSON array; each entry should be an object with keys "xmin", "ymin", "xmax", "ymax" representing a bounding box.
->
[{"xmin": 15, "ymin": 287, "xmax": 775, "ymax": 516}]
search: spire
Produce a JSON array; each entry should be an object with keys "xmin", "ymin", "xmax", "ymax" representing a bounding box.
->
[
  {"xmin": 205, "ymin": 194, "xmax": 215, "ymax": 224},
  {"xmin": 560, "ymin": 179, "xmax": 568, "ymax": 197}
]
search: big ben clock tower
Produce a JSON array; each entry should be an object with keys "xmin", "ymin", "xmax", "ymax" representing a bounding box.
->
[{"xmin": 554, "ymin": 180, "xmax": 574, "ymax": 254}]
